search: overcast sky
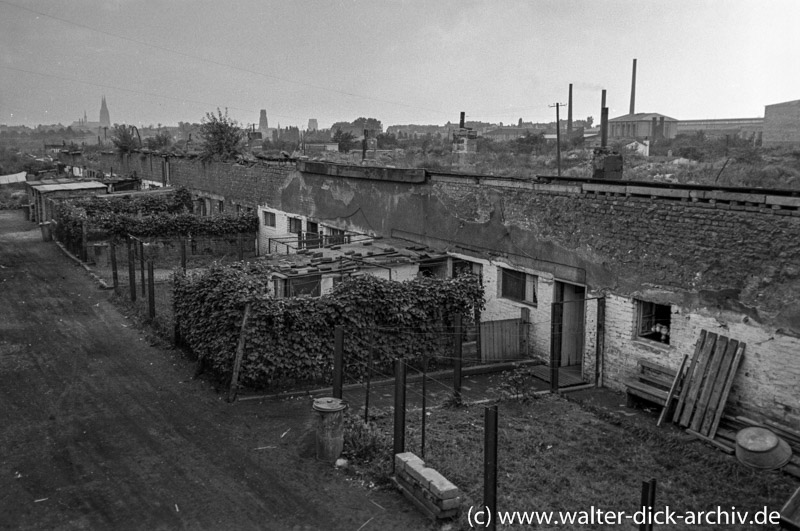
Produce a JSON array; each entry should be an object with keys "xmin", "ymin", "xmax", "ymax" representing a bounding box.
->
[{"xmin": 1, "ymin": 0, "xmax": 798, "ymax": 130}]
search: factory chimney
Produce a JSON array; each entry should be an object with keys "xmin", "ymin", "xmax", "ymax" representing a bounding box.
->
[
  {"xmin": 567, "ymin": 83, "xmax": 573, "ymax": 135},
  {"xmin": 629, "ymin": 58, "xmax": 637, "ymax": 115},
  {"xmin": 459, "ymin": 111, "xmax": 465, "ymax": 129}
]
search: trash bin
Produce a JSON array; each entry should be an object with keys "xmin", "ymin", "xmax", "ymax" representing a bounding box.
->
[
  {"xmin": 312, "ymin": 397, "xmax": 348, "ymax": 463},
  {"xmin": 39, "ymin": 222, "xmax": 52, "ymax": 242}
]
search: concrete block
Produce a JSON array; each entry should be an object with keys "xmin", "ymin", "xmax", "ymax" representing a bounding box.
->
[
  {"xmin": 533, "ymin": 183, "xmax": 582, "ymax": 194},
  {"xmin": 405, "ymin": 459, "xmax": 430, "ymax": 487},
  {"xmin": 395, "ymin": 452, "xmax": 424, "ymax": 473},
  {"xmin": 421, "ymin": 468, "xmax": 460, "ymax": 500},
  {"xmin": 626, "ymin": 186, "xmax": 689, "ymax": 199},
  {"xmin": 439, "ymin": 496, "xmax": 462, "ymax": 511},
  {"xmin": 582, "ymin": 183, "xmax": 627, "ymax": 194},
  {"xmin": 765, "ymin": 195, "xmax": 800, "ymax": 208},
  {"xmin": 707, "ymin": 191, "xmax": 766, "ymax": 204}
]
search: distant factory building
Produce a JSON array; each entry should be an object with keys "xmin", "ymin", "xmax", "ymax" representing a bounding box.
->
[
  {"xmin": 676, "ymin": 117, "xmax": 763, "ymax": 140},
  {"xmin": 608, "ymin": 113, "xmax": 677, "ymax": 140},
  {"xmin": 762, "ymin": 99, "xmax": 800, "ymax": 148}
]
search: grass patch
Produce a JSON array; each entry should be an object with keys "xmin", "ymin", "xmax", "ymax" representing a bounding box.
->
[{"xmin": 345, "ymin": 394, "xmax": 797, "ymax": 529}]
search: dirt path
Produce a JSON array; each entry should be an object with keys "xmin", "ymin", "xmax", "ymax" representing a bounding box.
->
[{"xmin": 0, "ymin": 210, "xmax": 427, "ymax": 530}]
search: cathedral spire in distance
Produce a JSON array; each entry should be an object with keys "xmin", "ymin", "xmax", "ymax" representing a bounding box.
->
[{"xmin": 99, "ymin": 96, "xmax": 110, "ymax": 128}]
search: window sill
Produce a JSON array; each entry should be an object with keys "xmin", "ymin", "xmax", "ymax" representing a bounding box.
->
[
  {"xmin": 500, "ymin": 297, "xmax": 538, "ymax": 308},
  {"xmin": 631, "ymin": 338, "xmax": 672, "ymax": 354}
]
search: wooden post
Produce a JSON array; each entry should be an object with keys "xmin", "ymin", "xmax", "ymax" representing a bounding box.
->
[
  {"xmin": 227, "ymin": 303, "xmax": 252, "ymax": 402},
  {"xmin": 110, "ymin": 240, "xmax": 118, "ymax": 290},
  {"xmin": 139, "ymin": 240, "xmax": 146, "ymax": 297},
  {"xmin": 180, "ymin": 237, "xmax": 187, "ymax": 271},
  {"xmin": 81, "ymin": 220, "xmax": 88, "ymax": 262},
  {"xmin": 550, "ymin": 299, "xmax": 563, "ymax": 393},
  {"xmin": 127, "ymin": 237, "xmax": 136, "ymax": 302},
  {"xmin": 147, "ymin": 260, "xmax": 155, "ymax": 320},
  {"xmin": 595, "ymin": 297, "xmax": 605, "ymax": 387},
  {"xmin": 333, "ymin": 326, "xmax": 344, "ymax": 399},
  {"xmin": 520, "ymin": 307, "xmax": 530, "ymax": 357},
  {"xmin": 639, "ymin": 478, "xmax": 657, "ymax": 531},
  {"xmin": 484, "ymin": 405, "xmax": 498, "ymax": 531},
  {"xmin": 392, "ymin": 358, "xmax": 406, "ymax": 470},
  {"xmin": 474, "ymin": 307, "xmax": 482, "ymax": 362},
  {"xmin": 453, "ymin": 313, "xmax": 462, "ymax": 403},
  {"xmin": 364, "ymin": 330, "xmax": 374, "ymax": 424}
]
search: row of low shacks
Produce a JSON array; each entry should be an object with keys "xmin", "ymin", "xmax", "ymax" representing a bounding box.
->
[{"xmin": 26, "ymin": 178, "xmax": 108, "ymax": 224}]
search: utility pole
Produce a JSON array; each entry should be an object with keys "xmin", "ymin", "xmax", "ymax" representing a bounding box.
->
[{"xmin": 549, "ymin": 103, "xmax": 566, "ymax": 177}]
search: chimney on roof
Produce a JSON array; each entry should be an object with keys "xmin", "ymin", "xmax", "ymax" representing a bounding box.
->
[
  {"xmin": 567, "ymin": 83, "xmax": 573, "ymax": 135},
  {"xmin": 630, "ymin": 58, "xmax": 637, "ymax": 115}
]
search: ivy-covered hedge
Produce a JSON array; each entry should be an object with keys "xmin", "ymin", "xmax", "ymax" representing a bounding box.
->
[
  {"xmin": 53, "ymin": 187, "xmax": 257, "ymax": 240},
  {"xmin": 174, "ymin": 263, "xmax": 485, "ymax": 388}
]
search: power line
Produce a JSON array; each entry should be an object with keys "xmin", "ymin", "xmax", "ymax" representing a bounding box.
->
[{"xmin": 0, "ymin": 0, "xmax": 452, "ymax": 118}]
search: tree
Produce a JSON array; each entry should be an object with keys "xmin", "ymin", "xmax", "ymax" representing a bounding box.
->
[
  {"xmin": 144, "ymin": 131, "xmax": 172, "ymax": 151},
  {"xmin": 199, "ymin": 108, "xmax": 245, "ymax": 162},
  {"xmin": 333, "ymin": 128, "xmax": 356, "ymax": 153},
  {"xmin": 111, "ymin": 124, "xmax": 139, "ymax": 153}
]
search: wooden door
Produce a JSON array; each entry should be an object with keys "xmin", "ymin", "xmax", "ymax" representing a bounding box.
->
[{"xmin": 556, "ymin": 282, "xmax": 585, "ymax": 367}]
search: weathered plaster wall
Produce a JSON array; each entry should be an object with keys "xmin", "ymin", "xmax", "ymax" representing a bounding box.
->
[{"xmin": 72, "ymin": 153, "xmax": 800, "ymax": 426}]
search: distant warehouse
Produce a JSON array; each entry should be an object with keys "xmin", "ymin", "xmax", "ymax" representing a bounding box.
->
[{"xmin": 763, "ymin": 99, "xmax": 800, "ymax": 148}]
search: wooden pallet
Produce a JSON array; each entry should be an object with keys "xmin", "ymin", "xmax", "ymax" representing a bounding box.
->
[{"xmin": 672, "ymin": 330, "xmax": 745, "ymax": 440}]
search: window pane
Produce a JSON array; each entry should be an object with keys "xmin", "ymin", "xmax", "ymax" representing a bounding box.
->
[{"xmin": 501, "ymin": 268, "xmax": 526, "ymax": 300}]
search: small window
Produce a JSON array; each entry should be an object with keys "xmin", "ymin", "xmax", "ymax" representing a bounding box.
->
[
  {"xmin": 452, "ymin": 258, "xmax": 482, "ymax": 278},
  {"xmin": 326, "ymin": 227, "xmax": 347, "ymax": 245},
  {"xmin": 276, "ymin": 275, "xmax": 321, "ymax": 298},
  {"xmin": 636, "ymin": 300, "xmax": 671, "ymax": 344},
  {"xmin": 217, "ymin": 200, "xmax": 224, "ymax": 213},
  {"xmin": 306, "ymin": 221, "xmax": 319, "ymax": 234},
  {"xmin": 263, "ymin": 211, "xmax": 276, "ymax": 227},
  {"xmin": 288, "ymin": 217, "xmax": 302, "ymax": 234},
  {"xmin": 499, "ymin": 267, "xmax": 536, "ymax": 305}
]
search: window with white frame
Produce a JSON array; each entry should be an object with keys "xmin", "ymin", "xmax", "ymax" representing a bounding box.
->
[
  {"xmin": 263, "ymin": 211, "xmax": 276, "ymax": 228},
  {"xmin": 498, "ymin": 267, "xmax": 537, "ymax": 305},
  {"xmin": 636, "ymin": 299, "xmax": 671, "ymax": 345}
]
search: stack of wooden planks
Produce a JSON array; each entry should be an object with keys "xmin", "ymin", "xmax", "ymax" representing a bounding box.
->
[{"xmin": 672, "ymin": 330, "xmax": 745, "ymax": 442}]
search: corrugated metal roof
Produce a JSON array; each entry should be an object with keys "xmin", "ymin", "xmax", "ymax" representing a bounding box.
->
[{"xmin": 32, "ymin": 181, "xmax": 107, "ymax": 193}]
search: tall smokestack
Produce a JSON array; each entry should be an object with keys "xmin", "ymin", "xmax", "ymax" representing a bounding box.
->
[
  {"xmin": 629, "ymin": 58, "xmax": 637, "ymax": 115},
  {"xmin": 567, "ymin": 83, "xmax": 573, "ymax": 135},
  {"xmin": 459, "ymin": 111, "xmax": 465, "ymax": 129}
]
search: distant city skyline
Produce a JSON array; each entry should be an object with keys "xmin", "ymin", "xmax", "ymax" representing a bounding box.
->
[{"xmin": 1, "ymin": 1, "xmax": 797, "ymax": 129}]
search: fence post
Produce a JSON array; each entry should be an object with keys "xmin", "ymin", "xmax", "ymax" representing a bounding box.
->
[
  {"xmin": 127, "ymin": 236, "xmax": 136, "ymax": 302},
  {"xmin": 453, "ymin": 313, "xmax": 462, "ymax": 403},
  {"xmin": 147, "ymin": 260, "xmax": 155, "ymax": 320},
  {"xmin": 364, "ymin": 330, "xmax": 374, "ymax": 424},
  {"xmin": 110, "ymin": 240, "xmax": 118, "ymax": 290},
  {"xmin": 227, "ymin": 303, "xmax": 252, "ymax": 403},
  {"xmin": 180, "ymin": 237, "xmax": 187, "ymax": 271},
  {"xmin": 595, "ymin": 297, "xmax": 606, "ymax": 387},
  {"xmin": 237, "ymin": 232, "xmax": 244, "ymax": 261},
  {"xmin": 421, "ymin": 352, "xmax": 427, "ymax": 459},
  {"xmin": 139, "ymin": 240, "xmax": 146, "ymax": 298},
  {"xmin": 81, "ymin": 220, "xmax": 88, "ymax": 262},
  {"xmin": 639, "ymin": 478, "xmax": 657, "ymax": 531},
  {"xmin": 333, "ymin": 326, "xmax": 343, "ymax": 399},
  {"xmin": 392, "ymin": 358, "xmax": 406, "ymax": 471},
  {"xmin": 549, "ymin": 302, "xmax": 562, "ymax": 393},
  {"xmin": 484, "ymin": 405, "xmax": 498, "ymax": 531},
  {"xmin": 520, "ymin": 307, "xmax": 530, "ymax": 357}
]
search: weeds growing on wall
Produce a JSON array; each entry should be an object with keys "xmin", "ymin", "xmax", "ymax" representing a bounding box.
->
[{"xmin": 173, "ymin": 265, "xmax": 485, "ymax": 389}]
